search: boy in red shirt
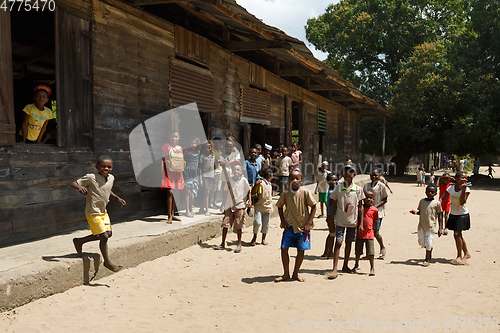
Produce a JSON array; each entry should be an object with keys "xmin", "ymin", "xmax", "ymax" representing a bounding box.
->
[
  {"xmin": 437, "ymin": 173, "xmax": 452, "ymax": 235},
  {"xmin": 354, "ymin": 191, "xmax": 378, "ymax": 276}
]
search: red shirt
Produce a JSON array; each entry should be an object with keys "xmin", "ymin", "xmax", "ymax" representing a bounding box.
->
[
  {"xmin": 358, "ymin": 206, "xmax": 379, "ymax": 239},
  {"xmin": 439, "ymin": 182, "xmax": 451, "ymax": 211}
]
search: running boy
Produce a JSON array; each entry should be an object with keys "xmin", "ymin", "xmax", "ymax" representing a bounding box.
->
[
  {"xmin": 410, "ymin": 184, "xmax": 444, "ymax": 267},
  {"xmin": 216, "ymin": 162, "xmax": 251, "ymax": 253},
  {"xmin": 275, "ymin": 169, "xmax": 317, "ymax": 282},
  {"xmin": 250, "ymin": 167, "xmax": 273, "ymax": 246},
  {"xmin": 327, "ymin": 165, "xmax": 365, "ymax": 279},
  {"xmin": 314, "ymin": 161, "xmax": 331, "ymax": 218},
  {"xmin": 354, "ymin": 191, "xmax": 378, "ymax": 275},
  {"xmin": 71, "ymin": 156, "xmax": 126, "ymax": 272}
]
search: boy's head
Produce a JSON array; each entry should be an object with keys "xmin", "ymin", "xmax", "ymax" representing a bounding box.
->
[
  {"xmin": 441, "ymin": 172, "xmax": 451, "ymax": 184},
  {"xmin": 342, "ymin": 165, "xmax": 356, "ymax": 183},
  {"xmin": 282, "ymin": 147, "xmax": 288, "ymax": 156},
  {"xmin": 288, "ymin": 169, "xmax": 302, "ymax": 192},
  {"xmin": 262, "ymin": 167, "xmax": 273, "ymax": 181},
  {"xmin": 254, "ymin": 144, "xmax": 262, "ymax": 155},
  {"xmin": 225, "ymin": 140, "xmax": 234, "ymax": 154},
  {"xmin": 96, "ymin": 155, "xmax": 113, "ymax": 177},
  {"xmin": 33, "ymin": 88, "xmax": 50, "ymax": 108},
  {"xmin": 202, "ymin": 141, "xmax": 212, "ymax": 154},
  {"xmin": 264, "ymin": 143, "xmax": 272, "ymax": 157},
  {"xmin": 425, "ymin": 184, "xmax": 437, "ymax": 200},
  {"xmin": 321, "ymin": 161, "xmax": 329, "ymax": 171},
  {"xmin": 370, "ymin": 169, "xmax": 380, "ymax": 182},
  {"xmin": 231, "ymin": 162, "xmax": 242, "ymax": 178},
  {"xmin": 327, "ymin": 173, "xmax": 337, "ymax": 189},
  {"xmin": 249, "ymin": 148, "xmax": 258, "ymax": 161},
  {"xmin": 212, "ymin": 136, "xmax": 222, "ymax": 149},
  {"xmin": 363, "ymin": 190, "xmax": 374, "ymax": 206}
]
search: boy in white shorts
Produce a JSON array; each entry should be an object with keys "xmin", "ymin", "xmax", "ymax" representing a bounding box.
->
[{"xmin": 410, "ymin": 184, "xmax": 444, "ymax": 267}]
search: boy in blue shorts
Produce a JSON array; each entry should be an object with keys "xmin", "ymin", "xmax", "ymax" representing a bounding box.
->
[
  {"xmin": 71, "ymin": 156, "xmax": 126, "ymax": 272},
  {"xmin": 275, "ymin": 169, "xmax": 317, "ymax": 282}
]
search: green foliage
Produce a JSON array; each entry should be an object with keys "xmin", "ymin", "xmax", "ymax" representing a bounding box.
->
[{"xmin": 307, "ymin": 0, "xmax": 500, "ymax": 171}]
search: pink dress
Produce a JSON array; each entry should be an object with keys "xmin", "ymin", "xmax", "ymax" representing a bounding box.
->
[{"xmin": 161, "ymin": 144, "xmax": 184, "ymax": 190}]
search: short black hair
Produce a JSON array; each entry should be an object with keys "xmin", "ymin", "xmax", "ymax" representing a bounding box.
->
[
  {"xmin": 262, "ymin": 167, "xmax": 273, "ymax": 178},
  {"xmin": 97, "ymin": 155, "xmax": 112, "ymax": 164},
  {"xmin": 343, "ymin": 165, "xmax": 356, "ymax": 174},
  {"xmin": 426, "ymin": 184, "xmax": 437, "ymax": 191},
  {"xmin": 327, "ymin": 173, "xmax": 337, "ymax": 181}
]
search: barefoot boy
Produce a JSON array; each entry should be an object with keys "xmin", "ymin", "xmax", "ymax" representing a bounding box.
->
[
  {"xmin": 71, "ymin": 156, "xmax": 126, "ymax": 272},
  {"xmin": 327, "ymin": 165, "xmax": 365, "ymax": 279},
  {"xmin": 363, "ymin": 169, "xmax": 388, "ymax": 259},
  {"xmin": 410, "ymin": 184, "xmax": 444, "ymax": 267},
  {"xmin": 354, "ymin": 191, "xmax": 378, "ymax": 276},
  {"xmin": 217, "ymin": 162, "xmax": 251, "ymax": 253},
  {"xmin": 250, "ymin": 167, "xmax": 273, "ymax": 246},
  {"xmin": 275, "ymin": 169, "xmax": 317, "ymax": 282}
]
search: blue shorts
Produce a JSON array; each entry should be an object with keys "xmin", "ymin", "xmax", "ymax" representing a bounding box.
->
[
  {"xmin": 280, "ymin": 227, "xmax": 311, "ymax": 250},
  {"xmin": 377, "ymin": 218, "xmax": 383, "ymax": 229}
]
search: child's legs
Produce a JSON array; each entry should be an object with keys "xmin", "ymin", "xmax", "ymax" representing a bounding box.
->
[
  {"xmin": 234, "ymin": 209, "xmax": 246, "ymax": 248},
  {"xmin": 425, "ymin": 249, "xmax": 432, "ymax": 262},
  {"xmin": 185, "ymin": 188, "xmax": 191, "ymax": 212},
  {"xmin": 453, "ymin": 230, "xmax": 463, "ymax": 259},
  {"xmin": 374, "ymin": 219, "xmax": 385, "ymax": 252},
  {"xmin": 343, "ymin": 241, "xmax": 353, "ymax": 269},
  {"xmin": 221, "ymin": 227, "xmax": 229, "ymax": 246},
  {"xmin": 342, "ymin": 227, "xmax": 356, "ymax": 269},
  {"xmin": 321, "ymin": 202, "xmax": 325, "ymax": 216},
  {"xmin": 332, "ymin": 228, "xmax": 344, "ymax": 272},
  {"xmin": 253, "ymin": 210, "xmax": 262, "ymax": 235},
  {"xmin": 261, "ymin": 212, "xmax": 270, "ymax": 235},
  {"xmin": 293, "ymin": 249, "xmax": 305, "ymax": 276},
  {"xmin": 354, "ymin": 238, "xmax": 363, "ymax": 267},
  {"xmin": 98, "ymin": 231, "xmax": 112, "ymax": 263},
  {"xmin": 323, "ymin": 234, "xmax": 334, "ymax": 256},
  {"xmin": 280, "ymin": 247, "xmax": 290, "ymax": 276}
]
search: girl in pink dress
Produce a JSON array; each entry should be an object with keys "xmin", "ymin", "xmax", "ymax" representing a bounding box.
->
[{"xmin": 161, "ymin": 131, "xmax": 184, "ymax": 223}]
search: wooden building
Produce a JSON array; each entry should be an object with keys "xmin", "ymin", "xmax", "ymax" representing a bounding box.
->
[{"xmin": 0, "ymin": 0, "xmax": 387, "ymax": 246}]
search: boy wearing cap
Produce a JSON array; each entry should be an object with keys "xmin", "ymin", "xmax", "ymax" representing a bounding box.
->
[
  {"xmin": 327, "ymin": 165, "xmax": 365, "ymax": 279},
  {"xmin": 315, "ymin": 161, "xmax": 331, "ymax": 218},
  {"xmin": 20, "ymin": 85, "xmax": 53, "ymax": 143}
]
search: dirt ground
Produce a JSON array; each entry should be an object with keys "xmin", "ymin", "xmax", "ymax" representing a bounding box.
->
[{"xmin": 2, "ymin": 168, "xmax": 500, "ymax": 332}]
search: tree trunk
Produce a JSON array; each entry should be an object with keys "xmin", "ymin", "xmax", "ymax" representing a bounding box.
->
[{"xmin": 392, "ymin": 153, "xmax": 412, "ymax": 176}]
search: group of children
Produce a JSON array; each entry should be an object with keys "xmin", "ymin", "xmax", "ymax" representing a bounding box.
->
[{"xmin": 69, "ymin": 145, "xmax": 472, "ymax": 279}]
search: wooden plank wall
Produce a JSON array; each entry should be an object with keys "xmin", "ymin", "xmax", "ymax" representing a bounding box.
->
[{"xmin": 0, "ymin": 0, "xmax": 362, "ymax": 245}]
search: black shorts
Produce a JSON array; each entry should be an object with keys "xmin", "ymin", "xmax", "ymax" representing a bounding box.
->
[{"xmin": 446, "ymin": 213, "xmax": 470, "ymax": 231}]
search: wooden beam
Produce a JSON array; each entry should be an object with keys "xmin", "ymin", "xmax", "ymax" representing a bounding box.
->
[
  {"xmin": 224, "ymin": 40, "xmax": 291, "ymax": 52},
  {"xmin": 131, "ymin": 0, "xmax": 189, "ymax": 6},
  {"xmin": 305, "ymin": 84, "xmax": 344, "ymax": 91},
  {"xmin": 329, "ymin": 95, "xmax": 359, "ymax": 102},
  {"xmin": 273, "ymin": 68, "xmax": 314, "ymax": 76}
]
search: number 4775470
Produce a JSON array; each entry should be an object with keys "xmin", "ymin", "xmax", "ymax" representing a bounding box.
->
[{"xmin": 1, "ymin": 0, "xmax": 56, "ymax": 11}]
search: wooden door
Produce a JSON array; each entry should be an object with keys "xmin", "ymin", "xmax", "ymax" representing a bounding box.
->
[
  {"xmin": 55, "ymin": 9, "xmax": 92, "ymax": 148},
  {"xmin": 0, "ymin": 11, "xmax": 16, "ymax": 146}
]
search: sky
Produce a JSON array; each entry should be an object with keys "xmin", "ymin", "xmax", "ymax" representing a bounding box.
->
[{"xmin": 235, "ymin": 0, "xmax": 340, "ymax": 61}]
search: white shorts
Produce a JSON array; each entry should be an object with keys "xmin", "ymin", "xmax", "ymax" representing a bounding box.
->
[{"xmin": 418, "ymin": 229, "xmax": 434, "ymax": 250}]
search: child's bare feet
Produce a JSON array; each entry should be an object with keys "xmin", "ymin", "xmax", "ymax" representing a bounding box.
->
[
  {"xmin": 205, "ymin": 212, "xmax": 211, "ymax": 216},
  {"xmin": 326, "ymin": 271, "xmax": 339, "ymax": 279},
  {"xmin": 379, "ymin": 247, "xmax": 387, "ymax": 259},
  {"xmin": 73, "ymin": 238, "xmax": 83, "ymax": 257},
  {"xmin": 166, "ymin": 216, "xmax": 173, "ymax": 224},
  {"xmin": 274, "ymin": 274, "xmax": 290, "ymax": 282},
  {"xmin": 261, "ymin": 241, "xmax": 268, "ymax": 246},
  {"xmin": 443, "ymin": 228, "xmax": 448, "ymax": 235},
  {"xmin": 353, "ymin": 265, "xmax": 360, "ymax": 272},
  {"xmin": 341, "ymin": 266, "xmax": 354, "ymax": 274},
  {"xmin": 451, "ymin": 258, "xmax": 467, "ymax": 265},
  {"xmin": 421, "ymin": 261, "xmax": 430, "ymax": 267},
  {"xmin": 463, "ymin": 253, "xmax": 471, "ymax": 260},
  {"xmin": 104, "ymin": 261, "xmax": 123, "ymax": 272},
  {"xmin": 172, "ymin": 216, "xmax": 181, "ymax": 222},
  {"xmin": 369, "ymin": 268, "xmax": 375, "ymax": 276},
  {"xmin": 292, "ymin": 274, "xmax": 304, "ymax": 282}
]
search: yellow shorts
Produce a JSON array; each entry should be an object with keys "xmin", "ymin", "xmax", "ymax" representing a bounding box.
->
[{"xmin": 86, "ymin": 213, "xmax": 111, "ymax": 235}]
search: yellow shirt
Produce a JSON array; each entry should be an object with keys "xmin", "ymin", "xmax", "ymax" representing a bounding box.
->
[
  {"xmin": 276, "ymin": 187, "xmax": 317, "ymax": 233},
  {"xmin": 76, "ymin": 173, "xmax": 115, "ymax": 215},
  {"xmin": 22, "ymin": 103, "xmax": 53, "ymax": 141}
]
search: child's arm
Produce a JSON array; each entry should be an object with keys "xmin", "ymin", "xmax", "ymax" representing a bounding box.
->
[
  {"xmin": 246, "ymin": 189, "xmax": 252, "ymax": 208},
  {"xmin": 374, "ymin": 196, "xmax": 387, "ymax": 209},
  {"xmin": 437, "ymin": 212, "xmax": 444, "ymax": 237},
  {"xmin": 278, "ymin": 207, "xmax": 288, "ymax": 230},
  {"xmin": 110, "ymin": 191, "xmax": 126, "ymax": 207},
  {"xmin": 36, "ymin": 120, "xmax": 49, "ymax": 143},
  {"xmin": 71, "ymin": 181, "xmax": 88, "ymax": 195},
  {"xmin": 302, "ymin": 204, "xmax": 316, "ymax": 233},
  {"xmin": 459, "ymin": 184, "xmax": 469, "ymax": 205},
  {"xmin": 21, "ymin": 113, "xmax": 29, "ymax": 143},
  {"xmin": 326, "ymin": 199, "xmax": 337, "ymax": 227},
  {"xmin": 439, "ymin": 191, "xmax": 449, "ymax": 203}
]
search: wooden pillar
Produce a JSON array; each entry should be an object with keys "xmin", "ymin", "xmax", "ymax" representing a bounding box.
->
[{"xmin": 382, "ymin": 116, "xmax": 386, "ymax": 172}]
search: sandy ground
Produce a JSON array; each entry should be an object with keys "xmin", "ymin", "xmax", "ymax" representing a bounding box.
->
[{"xmin": 2, "ymin": 169, "xmax": 500, "ymax": 332}]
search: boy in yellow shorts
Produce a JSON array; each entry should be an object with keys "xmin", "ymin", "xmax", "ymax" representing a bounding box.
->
[{"xmin": 71, "ymin": 156, "xmax": 126, "ymax": 272}]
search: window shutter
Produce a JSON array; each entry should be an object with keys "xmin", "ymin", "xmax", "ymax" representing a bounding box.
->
[
  {"xmin": 318, "ymin": 108, "xmax": 327, "ymax": 134},
  {"xmin": 239, "ymin": 86, "xmax": 271, "ymax": 125},
  {"xmin": 0, "ymin": 11, "xmax": 16, "ymax": 145}
]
